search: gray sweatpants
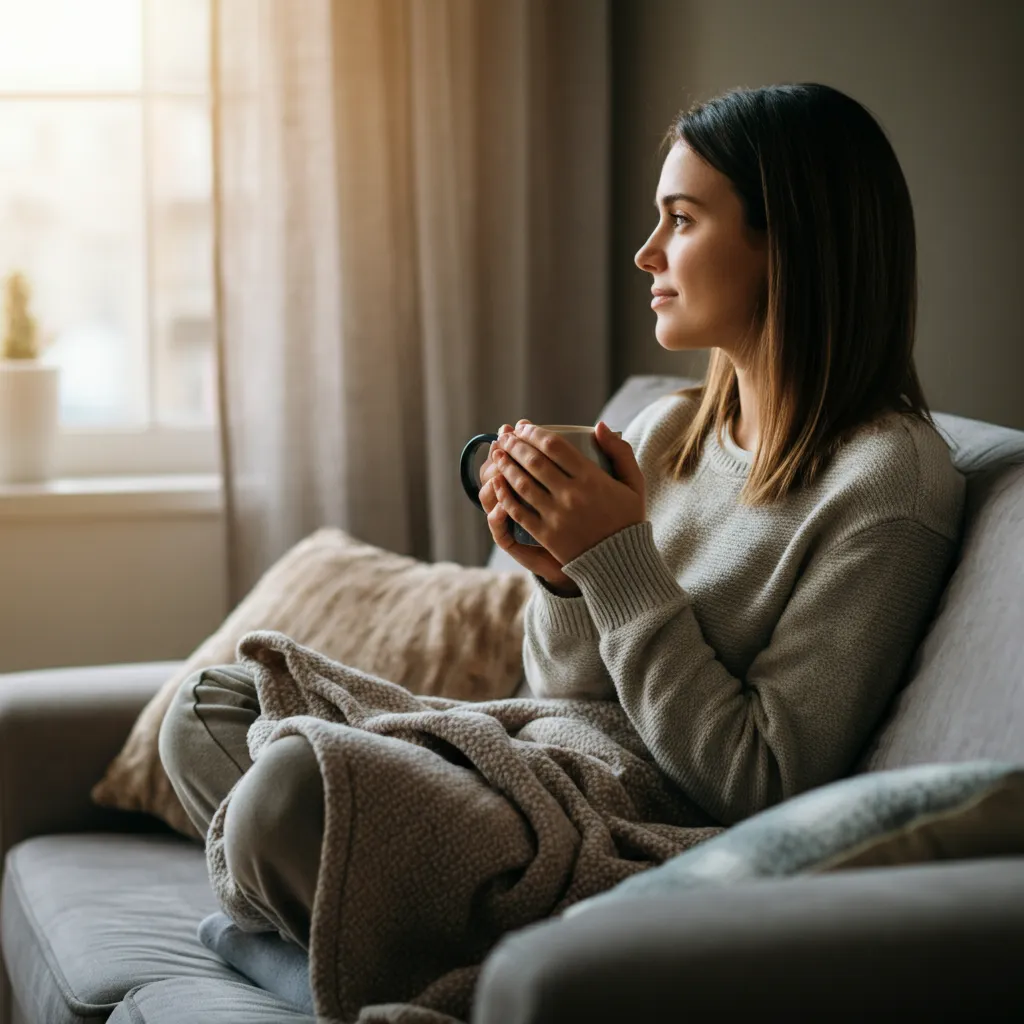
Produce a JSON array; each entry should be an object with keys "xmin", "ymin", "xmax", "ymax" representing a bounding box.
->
[{"xmin": 157, "ymin": 664, "xmax": 324, "ymax": 949}]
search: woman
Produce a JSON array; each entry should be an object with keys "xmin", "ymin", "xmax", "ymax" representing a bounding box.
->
[
  {"xmin": 159, "ymin": 83, "xmax": 964, "ymax": 957},
  {"xmin": 479, "ymin": 81, "xmax": 964, "ymax": 825}
]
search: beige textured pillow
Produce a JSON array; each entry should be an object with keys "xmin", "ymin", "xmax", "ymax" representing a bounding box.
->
[{"xmin": 91, "ymin": 527, "xmax": 533, "ymax": 838}]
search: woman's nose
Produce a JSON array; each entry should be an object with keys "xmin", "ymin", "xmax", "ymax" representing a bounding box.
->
[{"xmin": 635, "ymin": 235, "xmax": 664, "ymax": 273}]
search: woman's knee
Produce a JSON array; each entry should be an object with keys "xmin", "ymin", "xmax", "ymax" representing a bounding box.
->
[
  {"xmin": 158, "ymin": 668, "xmax": 213, "ymax": 788},
  {"xmin": 222, "ymin": 734, "xmax": 325, "ymax": 944},
  {"xmin": 158, "ymin": 664, "xmax": 260, "ymax": 838},
  {"xmin": 223, "ymin": 735, "xmax": 325, "ymax": 884}
]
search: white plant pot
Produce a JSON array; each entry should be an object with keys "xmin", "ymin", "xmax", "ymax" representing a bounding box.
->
[{"xmin": 0, "ymin": 361, "xmax": 61, "ymax": 484}]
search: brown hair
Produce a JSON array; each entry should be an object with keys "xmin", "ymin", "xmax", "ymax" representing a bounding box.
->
[{"xmin": 658, "ymin": 83, "xmax": 936, "ymax": 504}]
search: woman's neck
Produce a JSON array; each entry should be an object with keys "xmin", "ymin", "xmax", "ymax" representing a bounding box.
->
[{"xmin": 733, "ymin": 366, "xmax": 760, "ymax": 452}]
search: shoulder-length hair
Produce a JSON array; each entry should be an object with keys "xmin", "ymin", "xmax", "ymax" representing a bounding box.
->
[{"xmin": 659, "ymin": 83, "xmax": 937, "ymax": 504}]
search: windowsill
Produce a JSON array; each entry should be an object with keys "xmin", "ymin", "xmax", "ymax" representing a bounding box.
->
[{"xmin": 0, "ymin": 474, "xmax": 224, "ymax": 520}]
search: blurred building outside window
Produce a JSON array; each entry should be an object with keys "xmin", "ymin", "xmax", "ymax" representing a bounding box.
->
[{"xmin": 0, "ymin": 0, "xmax": 217, "ymax": 476}]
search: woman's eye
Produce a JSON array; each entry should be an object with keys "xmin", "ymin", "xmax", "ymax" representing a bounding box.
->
[{"xmin": 671, "ymin": 213, "xmax": 690, "ymax": 229}]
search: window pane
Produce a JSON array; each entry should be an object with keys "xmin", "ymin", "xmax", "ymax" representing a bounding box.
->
[
  {"xmin": 146, "ymin": 0, "xmax": 210, "ymax": 94},
  {"xmin": 0, "ymin": 101, "xmax": 147, "ymax": 426},
  {"xmin": 0, "ymin": 0, "xmax": 142, "ymax": 92},
  {"xmin": 150, "ymin": 98, "xmax": 215, "ymax": 426}
]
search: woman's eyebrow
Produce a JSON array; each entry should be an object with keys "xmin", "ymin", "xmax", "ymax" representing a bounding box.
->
[{"xmin": 654, "ymin": 192, "xmax": 706, "ymax": 209}]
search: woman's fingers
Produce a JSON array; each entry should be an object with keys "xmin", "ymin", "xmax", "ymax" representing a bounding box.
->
[
  {"xmin": 477, "ymin": 443, "xmax": 506, "ymax": 503},
  {"xmin": 485, "ymin": 489, "xmax": 512, "ymax": 544},
  {"xmin": 477, "ymin": 425, "xmax": 516, "ymax": 491},
  {"xmin": 491, "ymin": 468, "xmax": 545, "ymax": 541},
  {"xmin": 495, "ymin": 431, "xmax": 573, "ymax": 495},
  {"xmin": 478, "ymin": 477, "xmax": 497, "ymax": 514},
  {"xmin": 482, "ymin": 459, "xmax": 574, "ymax": 585},
  {"xmin": 492, "ymin": 424, "xmax": 515, "ymax": 476},
  {"xmin": 485, "ymin": 508, "xmax": 572, "ymax": 585},
  {"xmin": 485, "ymin": 499, "xmax": 559, "ymax": 574},
  {"xmin": 490, "ymin": 449, "xmax": 550, "ymax": 512}
]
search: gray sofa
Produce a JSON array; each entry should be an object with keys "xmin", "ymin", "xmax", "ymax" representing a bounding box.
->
[{"xmin": 2, "ymin": 374, "xmax": 1023, "ymax": 1024}]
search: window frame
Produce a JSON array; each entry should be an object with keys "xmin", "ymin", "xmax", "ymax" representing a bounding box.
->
[{"xmin": 0, "ymin": 0, "xmax": 218, "ymax": 478}]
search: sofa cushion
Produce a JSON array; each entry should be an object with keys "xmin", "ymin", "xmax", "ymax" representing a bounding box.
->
[
  {"xmin": 107, "ymin": 978, "xmax": 315, "ymax": 1023},
  {"xmin": 1, "ymin": 834, "xmax": 252, "ymax": 1024},
  {"xmin": 932, "ymin": 409, "xmax": 1024, "ymax": 477},
  {"xmin": 563, "ymin": 761, "xmax": 1024, "ymax": 919}
]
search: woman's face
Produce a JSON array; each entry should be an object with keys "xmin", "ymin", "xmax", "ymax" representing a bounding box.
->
[{"xmin": 635, "ymin": 141, "xmax": 768, "ymax": 362}]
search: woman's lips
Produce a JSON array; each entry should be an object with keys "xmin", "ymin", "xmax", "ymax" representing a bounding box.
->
[{"xmin": 651, "ymin": 293, "xmax": 676, "ymax": 309}]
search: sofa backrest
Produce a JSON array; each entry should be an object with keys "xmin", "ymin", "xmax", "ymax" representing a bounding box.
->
[
  {"xmin": 490, "ymin": 374, "xmax": 1024, "ymax": 771},
  {"xmin": 859, "ymin": 411, "xmax": 1024, "ymax": 772}
]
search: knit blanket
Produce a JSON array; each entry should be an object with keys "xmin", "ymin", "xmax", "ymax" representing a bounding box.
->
[{"xmin": 206, "ymin": 630, "xmax": 722, "ymax": 1023}]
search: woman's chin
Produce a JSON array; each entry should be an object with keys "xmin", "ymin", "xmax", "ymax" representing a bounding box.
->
[{"xmin": 654, "ymin": 323, "xmax": 696, "ymax": 352}]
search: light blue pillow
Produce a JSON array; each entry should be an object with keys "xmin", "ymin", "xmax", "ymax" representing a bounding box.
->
[
  {"xmin": 197, "ymin": 912, "xmax": 313, "ymax": 1014},
  {"xmin": 566, "ymin": 761, "xmax": 1024, "ymax": 919}
]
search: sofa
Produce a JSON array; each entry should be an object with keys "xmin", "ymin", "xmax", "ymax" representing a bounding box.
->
[{"xmin": 1, "ymin": 374, "xmax": 1023, "ymax": 1024}]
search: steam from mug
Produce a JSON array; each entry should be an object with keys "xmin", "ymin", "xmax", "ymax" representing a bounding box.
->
[{"xmin": 459, "ymin": 426, "xmax": 614, "ymax": 547}]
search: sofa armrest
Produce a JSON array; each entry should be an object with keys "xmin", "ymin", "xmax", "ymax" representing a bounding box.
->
[
  {"xmin": 474, "ymin": 858, "xmax": 1024, "ymax": 1024},
  {"xmin": 0, "ymin": 662, "xmax": 179, "ymax": 862}
]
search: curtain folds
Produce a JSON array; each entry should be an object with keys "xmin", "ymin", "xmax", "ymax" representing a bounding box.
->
[{"xmin": 214, "ymin": 0, "xmax": 610, "ymax": 604}]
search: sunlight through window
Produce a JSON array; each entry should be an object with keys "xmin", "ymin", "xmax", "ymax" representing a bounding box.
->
[{"xmin": 0, "ymin": 0, "xmax": 214, "ymax": 429}]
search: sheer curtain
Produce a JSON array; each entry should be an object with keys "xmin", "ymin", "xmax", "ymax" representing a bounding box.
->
[{"xmin": 213, "ymin": 0, "xmax": 610, "ymax": 603}]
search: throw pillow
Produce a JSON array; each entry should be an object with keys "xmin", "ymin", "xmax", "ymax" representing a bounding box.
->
[
  {"xmin": 91, "ymin": 527, "xmax": 532, "ymax": 838},
  {"xmin": 198, "ymin": 912, "xmax": 313, "ymax": 1014},
  {"xmin": 564, "ymin": 761, "xmax": 1024, "ymax": 918}
]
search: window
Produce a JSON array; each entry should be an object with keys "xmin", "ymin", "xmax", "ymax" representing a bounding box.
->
[{"xmin": 0, "ymin": 0, "xmax": 217, "ymax": 476}]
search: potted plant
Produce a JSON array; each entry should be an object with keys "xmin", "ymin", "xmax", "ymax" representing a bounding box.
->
[{"xmin": 0, "ymin": 271, "xmax": 60, "ymax": 484}]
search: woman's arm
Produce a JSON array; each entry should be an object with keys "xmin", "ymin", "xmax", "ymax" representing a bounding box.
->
[
  {"xmin": 560, "ymin": 517, "xmax": 958, "ymax": 825},
  {"xmin": 521, "ymin": 578, "xmax": 616, "ymax": 700},
  {"xmin": 518, "ymin": 398, "xmax": 674, "ymax": 700}
]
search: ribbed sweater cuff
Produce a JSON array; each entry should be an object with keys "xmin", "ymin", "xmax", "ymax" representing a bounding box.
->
[
  {"xmin": 530, "ymin": 574, "xmax": 598, "ymax": 639},
  {"xmin": 561, "ymin": 521, "xmax": 684, "ymax": 632}
]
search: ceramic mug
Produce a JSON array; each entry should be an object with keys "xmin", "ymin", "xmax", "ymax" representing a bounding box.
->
[{"xmin": 460, "ymin": 424, "xmax": 615, "ymax": 546}]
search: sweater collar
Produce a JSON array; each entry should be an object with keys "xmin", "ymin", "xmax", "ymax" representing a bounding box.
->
[{"xmin": 705, "ymin": 420, "xmax": 754, "ymax": 476}]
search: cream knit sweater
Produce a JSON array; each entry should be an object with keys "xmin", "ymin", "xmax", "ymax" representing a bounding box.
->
[{"xmin": 522, "ymin": 392, "xmax": 966, "ymax": 825}]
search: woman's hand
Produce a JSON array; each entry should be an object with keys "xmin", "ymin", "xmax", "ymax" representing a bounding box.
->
[
  {"xmin": 478, "ymin": 422, "xmax": 582, "ymax": 595},
  {"xmin": 476, "ymin": 423, "xmax": 515, "ymax": 494},
  {"xmin": 489, "ymin": 419, "xmax": 647, "ymax": 569}
]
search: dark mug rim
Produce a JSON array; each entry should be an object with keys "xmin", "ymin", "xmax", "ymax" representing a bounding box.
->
[{"xmin": 459, "ymin": 432, "xmax": 499, "ymax": 510}]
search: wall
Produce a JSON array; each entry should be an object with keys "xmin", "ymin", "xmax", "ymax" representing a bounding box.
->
[
  {"xmin": 0, "ymin": 493, "xmax": 227, "ymax": 674},
  {"xmin": 612, "ymin": 0, "xmax": 1024, "ymax": 429}
]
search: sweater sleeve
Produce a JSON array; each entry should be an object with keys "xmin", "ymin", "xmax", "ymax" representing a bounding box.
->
[
  {"xmin": 521, "ymin": 577, "xmax": 616, "ymax": 699},
  {"xmin": 559, "ymin": 517, "xmax": 958, "ymax": 825}
]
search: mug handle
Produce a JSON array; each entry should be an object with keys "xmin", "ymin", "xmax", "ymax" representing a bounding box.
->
[{"xmin": 459, "ymin": 433, "xmax": 499, "ymax": 510}]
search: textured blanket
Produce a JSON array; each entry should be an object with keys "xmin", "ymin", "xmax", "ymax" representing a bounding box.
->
[{"xmin": 206, "ymin": 630, "xmax": 722, "ymax": 1023}]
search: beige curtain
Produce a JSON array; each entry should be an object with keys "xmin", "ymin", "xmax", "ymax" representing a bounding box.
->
[{"xmin": 214, "ymin": 0, "xmax": 610, "ymax": 604}]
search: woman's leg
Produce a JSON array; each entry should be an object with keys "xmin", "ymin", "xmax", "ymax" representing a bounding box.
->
[
  {"xmin": 158, "ymin": 663, "xmax": 260, "ymax": 835},
  {"xmin": 159, "ymin": 663, "xmax": 325, "ymax": 948},
  {"xmin": 222, "ymin": 734, "xmax": 325, "ymax": 948}
]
